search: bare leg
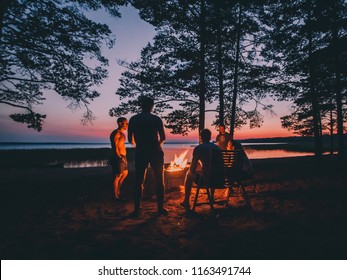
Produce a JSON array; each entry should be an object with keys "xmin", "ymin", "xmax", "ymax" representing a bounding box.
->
[
  {"xmin": 152, "ymin": 164, "xmax": 165, "ymax": 211},
  {"xmin": 149, "ymin": 150, "xmax": 166, "ymax": 214},
  {"xmin": 113, "ymin": 174, "xmax": 121, "ymax": 199},
  {"xmin": 182, "ymin": 171, "xmax": 194, "ymax": 205},
  {"xmin": 117, "ymin": 170, "xmax": 128, "ymax": 197},
  {"xmin": 134, "ymin": 166, "xmax": 147, "ymax": 213}
]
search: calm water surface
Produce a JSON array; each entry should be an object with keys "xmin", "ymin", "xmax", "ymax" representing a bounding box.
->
[
  {"xmin": 163, "ymin": 145, "xmax": 316, "ymax": 162},
  {"xmin": 0, "ymin": 142, "xmax": 317, "ymax": 168}
]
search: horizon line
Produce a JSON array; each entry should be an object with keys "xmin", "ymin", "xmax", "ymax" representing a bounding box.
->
[{"xmin": 0, "ymin": 136, "xmax": 312, "ymax": 144}]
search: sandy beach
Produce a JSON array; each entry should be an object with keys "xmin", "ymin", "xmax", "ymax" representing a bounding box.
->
[{"xmin": 1, "ymin": 155, "xmax": 346, "ymax": 260}]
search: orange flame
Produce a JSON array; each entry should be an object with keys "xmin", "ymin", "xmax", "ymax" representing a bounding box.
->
[{"xmin": 167, "ymin": 150, "xmax": 188, "ymax": 172}]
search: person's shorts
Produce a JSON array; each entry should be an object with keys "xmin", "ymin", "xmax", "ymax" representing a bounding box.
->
[
  {"xmin": 110, "ymin": 155, "xmax": 128, "ymax": 175},
  {"xmin": 135, "ymin": 149, "xmax": 164, "ymax": 171}
]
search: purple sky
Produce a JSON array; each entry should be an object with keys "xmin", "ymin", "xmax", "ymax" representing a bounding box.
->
[{"xmin": 0, "ymin": 6, "xmax": 294, "ymax": 143}]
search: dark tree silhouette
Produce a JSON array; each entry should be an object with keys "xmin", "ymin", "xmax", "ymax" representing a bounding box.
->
[
  {"xmin": 262, "ymin": 0, "xmax": 346, "ymax": 157},
  {"xmin": 112, "ymin": 0, "xmax": 276, "ymax": 137},
  {"xmin": 111, "ymin": 0, "xmax": 211, "ymax": 135},
  {"xmin": 0, "ymin": 0, "xmax": 126, "ymax": 131}
]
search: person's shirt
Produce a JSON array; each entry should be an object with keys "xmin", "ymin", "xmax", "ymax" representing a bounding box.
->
[
  {"xmin": 190, "ymin": 142, "xmax": 225, "ymax": 187},
  {"xmin": 128, "ymin": 112, "xmax": 165, "ymax": 150},
  {"xmin": 226, "ymin": 140, "xmax": 253, "ymax": 177},
  {"xmin": 216, "ymin": 132, "xmax": 232, "ymax": 150}
]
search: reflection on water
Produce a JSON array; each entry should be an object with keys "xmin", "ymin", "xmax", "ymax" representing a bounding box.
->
[
  {"xmin": 243, "ymin": 148, "xmax": 315, "ymax": 159},
  {"xmin": 62, "ymin": 147, "xmax": 319, "ymax": 168},
  {"xmin": 164, "ymin": 146, "xmax": 317, "ymax": 161},
  {"xmin": 64, "ymin": 160, "xmax": 109, "ymax": 168}
]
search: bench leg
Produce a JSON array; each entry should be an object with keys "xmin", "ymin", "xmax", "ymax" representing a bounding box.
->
[
  {"xmin": 239, "ymin": 183, "xmax": 254, "ymax": 218},
  {"xmin": 225, "ymin": 187, "xmax": 232, "ymax": 207},
  {"xmin": 252, "ymin": 182, "xmax": 258, "ymax": 195},
  {"xmin": 206, "ymin": 188, "xmax": 214, "ymax": 209}
]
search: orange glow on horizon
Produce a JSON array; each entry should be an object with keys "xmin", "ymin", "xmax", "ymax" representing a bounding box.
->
[
  {"xmin": 23, "ymin": 114, "xmax": 296, "ymax": 143},
  {"xmin": 165, "ymin": 127, "xmax": 295, "ymax": 142},
  {"xmin": 42, "ymin": 125, "xmax": 295, "ymax": 142},
  {"xmin": 233, "ymin": 128, "xmax": 295, "ymax": 140}
]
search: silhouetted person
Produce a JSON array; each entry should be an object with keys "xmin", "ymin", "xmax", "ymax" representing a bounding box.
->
[
  {"xmin": 226, "ymin": 138, "xmax": 243, "ymax": 150},
  {"xmin": 216, "ymin": 124, "xmax": 232, "ymax": 150},
  {"xmin": 181, "ymin": 129, "xmax": 224, "ymax": 209},
  {"xmin": 110, "ymin": 117, "xmax": 128, "ymax": 200},
  {"xmin": 128, "ymin": 96, "xmax": 167, "ymax": 216},
  {"xmin": 226, "ymin": 138, "xmax": 253, "ymax": 178}
]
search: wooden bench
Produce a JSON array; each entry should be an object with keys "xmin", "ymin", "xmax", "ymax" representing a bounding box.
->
[{"xmin": 191, "ymin": 149, "xmax": 254, "ymax": 215}]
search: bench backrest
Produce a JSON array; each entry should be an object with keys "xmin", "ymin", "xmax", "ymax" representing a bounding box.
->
[
  {"xmin": 195, "ymin": 149, "xmax": 245, "ymax": 189},
  {"xmin": 220, "ymin": 149, "xmax": 245, "ymax": 186}
]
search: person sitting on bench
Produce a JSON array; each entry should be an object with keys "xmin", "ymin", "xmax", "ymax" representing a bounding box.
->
[
  {"xmin": 227, "ymin": 139, "xmax": 253, "ymax": 178},
  {"xmin": 180, "ymin": 129, "xmax": 224, "ymax": 210}
]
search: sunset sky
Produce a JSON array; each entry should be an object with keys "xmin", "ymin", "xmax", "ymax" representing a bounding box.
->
[{"xmin": 0, "ymin": 5, "xmax": 295, "ymax": 143}]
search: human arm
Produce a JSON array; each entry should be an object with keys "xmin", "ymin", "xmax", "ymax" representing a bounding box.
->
[
  {"xmin": 127, "ymin": 118, "xmax": 136, "ymax": 146},
  {"xmin": 189, "ymin": 148, "xmax": 199, "ymax": 174},
  {"xmin": 158, "ymin": 118, "xmax": 166, "ymax": 146}
]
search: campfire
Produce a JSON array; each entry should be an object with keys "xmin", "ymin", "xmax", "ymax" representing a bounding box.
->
[
  {"xmin": 166, "ymin": 150, "xmax": 189, "ymax": 172},
  {"xmin": 164, "ymin": 150, "xmax": 189, "ymax": 190}
]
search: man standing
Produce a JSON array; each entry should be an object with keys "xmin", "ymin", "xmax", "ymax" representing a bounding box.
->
[
  {"xmin": 128, "ymin": 96, "xmax": 167, "ymax": 216},
  {"xmin": 181, "ymin": 129, "xmax": 224, "ymax": 209},
  {"xmin": 216, "ymin": 124, "xmax": 232, "ymax": 150},
  {"xmin": 110, "ymin": 117, "xmax": 128, "ymax": 200}
]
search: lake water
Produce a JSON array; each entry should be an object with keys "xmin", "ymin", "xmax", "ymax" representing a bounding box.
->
[
  {"xmin": 0, "ymin": 142, "xmax": 111, "ymax": 150},
  {"xmin": 163, "ymin": 145, "xmax": 318, "ymax": 162},
  {"xmin": 63, "ymin": 146, "xmax": 317, "ymax": 168},
  {"xmin": 0, "ymin": 141, "xmax": 287, "ymax": 151},
  {"xmin": 0, "ymin": 142, "xmax": 318, "ymax": 168}
]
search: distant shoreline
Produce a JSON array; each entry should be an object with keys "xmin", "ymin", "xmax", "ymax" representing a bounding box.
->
[
  {"xmin": 0, "ymin": 134, "xmax": 338, "ymax": 145},
  {"xmin": 0, "ymin": 137, "xmax": 313, "ymax": 151}
]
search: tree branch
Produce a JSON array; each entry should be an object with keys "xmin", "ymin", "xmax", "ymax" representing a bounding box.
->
[
  {"xmin": 0, "ymin": 100, "xmax": 33, "ymax": 112},
  {"xmin": 154, "ymin": 98, "xmax": 199, "ymax": 105}
]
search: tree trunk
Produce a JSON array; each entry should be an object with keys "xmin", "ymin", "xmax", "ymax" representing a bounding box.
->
[
  {"xmin": 230, "ymin": 3, "xmax": 242, "ymax": 139},
  {"xmin": 216, "ymin": 2, "xmax": 224, "ymax": 125},
  {"xmin": 330, "ymin": 107, "xmax": 334, "ymax": 155},
  {"xmin": 307, "ymin": 2, "xmax": 322, "ymax": 157},
  {"xmin": 331, "ymin": 14, "xmax": 345, "ymax": 158},
  {"xmin": 198, "ymin": 0, "xmax": 206, "ymax": 136}
]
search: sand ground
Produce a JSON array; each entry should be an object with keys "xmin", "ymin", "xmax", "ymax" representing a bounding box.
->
[{"xmin": 1, "ymin": 155, "xmax": 347, "ymax": 260}]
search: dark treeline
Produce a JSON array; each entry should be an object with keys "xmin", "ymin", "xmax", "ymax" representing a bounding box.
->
[
  {"xmin": 262, "ymin": 0, "xmax": 347, "ymax": 158},
  {"xmin": 242, "ymin": 134, "xmax": 342, "ymax": 152}
]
